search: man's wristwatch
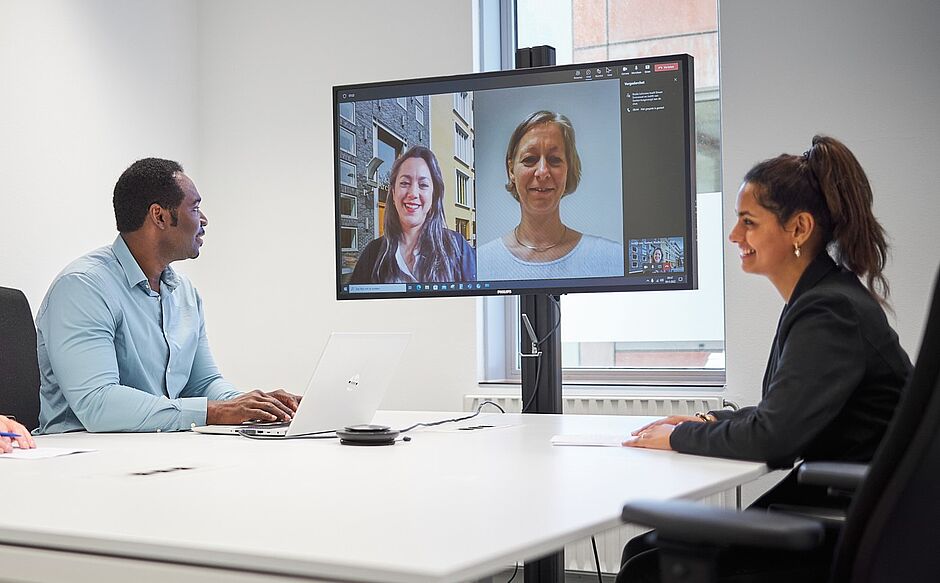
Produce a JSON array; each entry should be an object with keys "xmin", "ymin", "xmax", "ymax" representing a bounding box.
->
[{"xmin": 694, "ymin": 412, "xmax": 716, "ymax": 423}]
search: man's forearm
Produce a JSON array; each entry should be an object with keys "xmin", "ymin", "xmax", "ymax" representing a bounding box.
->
[{"xmin": 68, "ymin": 384, "xmax": 209, "ymax": 432}]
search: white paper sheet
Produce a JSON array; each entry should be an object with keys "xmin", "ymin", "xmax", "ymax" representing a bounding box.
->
[{"xmin": 0, "ymin": 447, "xmax": 96, "ymax": 460}]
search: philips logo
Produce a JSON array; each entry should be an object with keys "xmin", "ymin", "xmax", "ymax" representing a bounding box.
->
[{"xmin": 496, "ymin": 289, "xmax": 512, "ymax": 295}]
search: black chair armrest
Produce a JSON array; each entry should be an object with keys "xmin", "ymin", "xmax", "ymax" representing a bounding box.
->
[
  {"xmin": 622, "ymin": 500, "xmax": 824, "ymax": 551},
  {"xmin": 797, "ymin": 461, "xmax": 868, "ymax": 491},
  {"xmin": 765, "ymin": 503, "xmax": 848, "ymax": 527}
]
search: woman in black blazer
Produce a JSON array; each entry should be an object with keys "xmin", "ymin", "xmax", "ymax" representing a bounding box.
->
[{"xmin": 617, "ymin": 135, "xmax": 911, "ymax": 581}]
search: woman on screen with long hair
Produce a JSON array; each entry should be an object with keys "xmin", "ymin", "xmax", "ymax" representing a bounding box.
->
[
  {"xmin": 350, "ymin": 146, "xmax": 476, "ymax": 284},
  {"xmin": 616, "ymin": 135, "xmax": 912, "ymax": 582}
]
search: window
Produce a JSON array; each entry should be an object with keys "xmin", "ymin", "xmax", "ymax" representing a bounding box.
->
[
  {"xmin": 454, "ymin": 91, "xmax": 472, "ymax": 123},
  {"xmin": 340, "ymin": 194, "xmax": 357, "ymax": 218},
  {"xmin": 339, "ymin": 102, "xmax": 355, "ymax": 123},
  {"xmin": 340, "ymin": 160, "xmax": 356, "ymax": 188},
  {"xmin": 695, "ymin": 90, "xmax": 721, "ymax": 194},
  {"xmin": 340, "ymin": 227, "xmax": 358, "ymax": 251},
  {"xmin": 454, "ymin": 124, "xmax": 471, "ymax": 165},
  {"xmin": 396, "ymin": 97, "xmax": 408, "ymax": 110},
  {"xmin": 455, "ymin": 218, "xmax": 472, "ymax": 242},
  {"xmin": 455, "ymin": 170, "xmax": 471, "ymax": 207},
  {"xmin": 480, "ymin": 0, "xmax": 724, "ymax": 384},
  {"xmin": 339, "ymin": 127, "xmax": 356, "ymax": 155},
  {"xmin": 416, "ymin": 103, "xmax": 424, "ymax": 125},
  {"xmin": 373, "ymin": 124, "xmax": 405, "ymax": 214}
]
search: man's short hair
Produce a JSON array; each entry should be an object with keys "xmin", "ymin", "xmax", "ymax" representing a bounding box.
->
[{"xmin": 113, "ymin": 158, "xmax": 185, "ymax": 233}]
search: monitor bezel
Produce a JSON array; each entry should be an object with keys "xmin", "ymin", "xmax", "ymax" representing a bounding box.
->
[{"xmin": 333, "ymin": 53, "xmax": 697, "ymax": 301}]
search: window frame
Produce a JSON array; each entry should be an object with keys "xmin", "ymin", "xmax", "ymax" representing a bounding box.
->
[
  {"xmin": 340, "ymin": 226, "xmax": 358, "ymax": 252},
  {"xmin": 339, "ymin": 160, "xmax": 357, "ymax": 188},
  {"xmin": 339, "ymin": 101, "xmax": 356, "ymax": 123},
  {"xmin": 339, "ymin": 126, "xmax": 356, "ymax": 156},
  {"xmin": 340, "ymin": 193, "xmax": 357, "ymax": 219},
  {"xmin": 480, "ymin": 288, "xmax": 725, "ymax": 387},
  {"xmin": 453, "ymin": 91, "xmax": 472, "ymax": 124},
  {"xmin": 454, "ymin": 124, "xmax": 471, "ymax": 166},
  {"xmin": 477, "ymin": 0, "xmax": 725, "ymax": 388},
  {"xmin": 455, "ymin": 169, "xmax": 472, "ymax": 208},
  {"xmin": 372, "ymin": 121, "xmax": 407, "ymax": 236},
  {"xmin": 455, "ymin": 217, "xmax": 471, "ymax": 241}
]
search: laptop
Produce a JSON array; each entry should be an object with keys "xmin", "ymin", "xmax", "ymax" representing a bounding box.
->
[{"xmin": 192, "ymin": 332, "xmax": 410, "ymax": 437}]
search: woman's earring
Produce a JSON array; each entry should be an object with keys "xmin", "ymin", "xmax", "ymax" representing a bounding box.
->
[{"xmin": 794, "ymin": 243, "xmax": 802, "ymax": 258}]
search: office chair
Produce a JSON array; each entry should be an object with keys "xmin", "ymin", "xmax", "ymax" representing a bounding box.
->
[
  {"xmin": 0, "ymin": 287, "xmax": 41, "ymax": 430},
  {"xmin": 620, "ymin": 266, "xmax": 940, "ymax": 583}
]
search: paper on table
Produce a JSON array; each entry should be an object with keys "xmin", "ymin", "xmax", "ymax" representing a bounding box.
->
[
  {"xmin": 0, "ymin": 447, "xmax": 96, "ymax": 460},
  {"xmin": 551, "ymin": 434, "xmax": 626, "ymax": 447}
]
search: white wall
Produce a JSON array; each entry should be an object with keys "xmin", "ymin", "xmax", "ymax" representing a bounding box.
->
[
  {"xmin": 0, "ymin": 0, "xmax": 200, "ymax": 307},
  {"xmin": 189, "ymin": 0, "xmax": 478, "ymax": 410},
  {"xmin": 720, "ymin": 0, "xmax": 940, "ymax": 406},
  {"xmin": 0, "ymin": 0, "xmax": 477, "ymax": 411},
  {"xmin": 4, "ymin": 0, "xmax": 936, "ymax": 414}
]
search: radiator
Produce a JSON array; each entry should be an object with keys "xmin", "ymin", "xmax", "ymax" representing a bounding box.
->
[
  {"xmin": 463, "ymin": 393, "xmax": 731, "ymax": 576},
  {"xmin": 464, "ymin": 394, "xmax": 723, "ymax": 416}
]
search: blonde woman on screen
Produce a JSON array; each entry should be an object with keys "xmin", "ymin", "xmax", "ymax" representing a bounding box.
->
[{"xmin": 476, "ymin": 110, "xmax": 622, "ymax": 280}]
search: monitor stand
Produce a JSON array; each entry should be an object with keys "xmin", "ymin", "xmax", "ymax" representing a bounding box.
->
[
  {"xmin": 515, "ymin": 43, "xmax": 566, "ymax": 583},
  {"xmin": 519, "ymin": 292, "xmax": 565, "ymax": 583},
  {"xmin": 520, "ymin": 293, "xmax": 562, "ymax": 415}
]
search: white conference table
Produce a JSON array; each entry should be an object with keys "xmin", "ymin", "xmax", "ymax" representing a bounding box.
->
[{"xmin": 0, "ymin": 411, "xmax": 767, "ymax": 583}]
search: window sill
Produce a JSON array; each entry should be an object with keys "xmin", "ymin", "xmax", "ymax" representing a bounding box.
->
[
  {"xmin": 479, "ymin": 369, "xmax": 724, "ymax": 387},
  {"xmin": 479, "ymin": 381, "xmax": 724, "ymax": 391},
  {"xmin": 453, "ymin": 155, "xmax": 471, "ymax": 168}
]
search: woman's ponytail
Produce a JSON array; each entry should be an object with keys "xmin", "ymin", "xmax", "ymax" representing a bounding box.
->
[{"xmin": 805, "ymin": 135, "xmax": 890, "ymax": 303}]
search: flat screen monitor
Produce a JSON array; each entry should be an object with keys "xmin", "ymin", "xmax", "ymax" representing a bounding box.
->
[{"xmin": 333, "ymin": 54, "xmax": 696, "ymax": 300}]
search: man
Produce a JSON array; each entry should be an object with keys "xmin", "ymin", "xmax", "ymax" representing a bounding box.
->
[{"xmin": 36, "ymin": 158, "xmax": 296, "ymax": 434}]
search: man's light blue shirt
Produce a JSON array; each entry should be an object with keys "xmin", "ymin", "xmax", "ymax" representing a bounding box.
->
[{"xmin": 36, "ymin": 235, "xmax": 240, "ymax": 434}]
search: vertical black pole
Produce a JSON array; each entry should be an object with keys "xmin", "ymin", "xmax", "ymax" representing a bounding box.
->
[
  {"xmin": 515, "ymin": 45, "xmax": 565, "ymax": 583},
  {"xmin": 520, "ymin": 294, "xmax": 562, "ymax": 414}
]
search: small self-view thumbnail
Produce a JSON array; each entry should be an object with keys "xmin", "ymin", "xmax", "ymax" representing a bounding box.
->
[{"xmin": 627, "ymin": 236, "xmax": 685, "ymax": 275}]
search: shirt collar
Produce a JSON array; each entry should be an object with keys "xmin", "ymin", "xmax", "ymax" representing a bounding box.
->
[
  {"xmin": 394, "ymin": 244, "xmax": 421, "ymax": 280},
  {"xmin": 112, "ymin": 234, "xmax": 181, "ymax": 294}
]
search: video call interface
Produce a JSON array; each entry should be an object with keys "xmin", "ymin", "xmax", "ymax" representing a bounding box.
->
[{"xmin": 334, "ymin": 55, "xmax": 696, "ymax": 299}]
